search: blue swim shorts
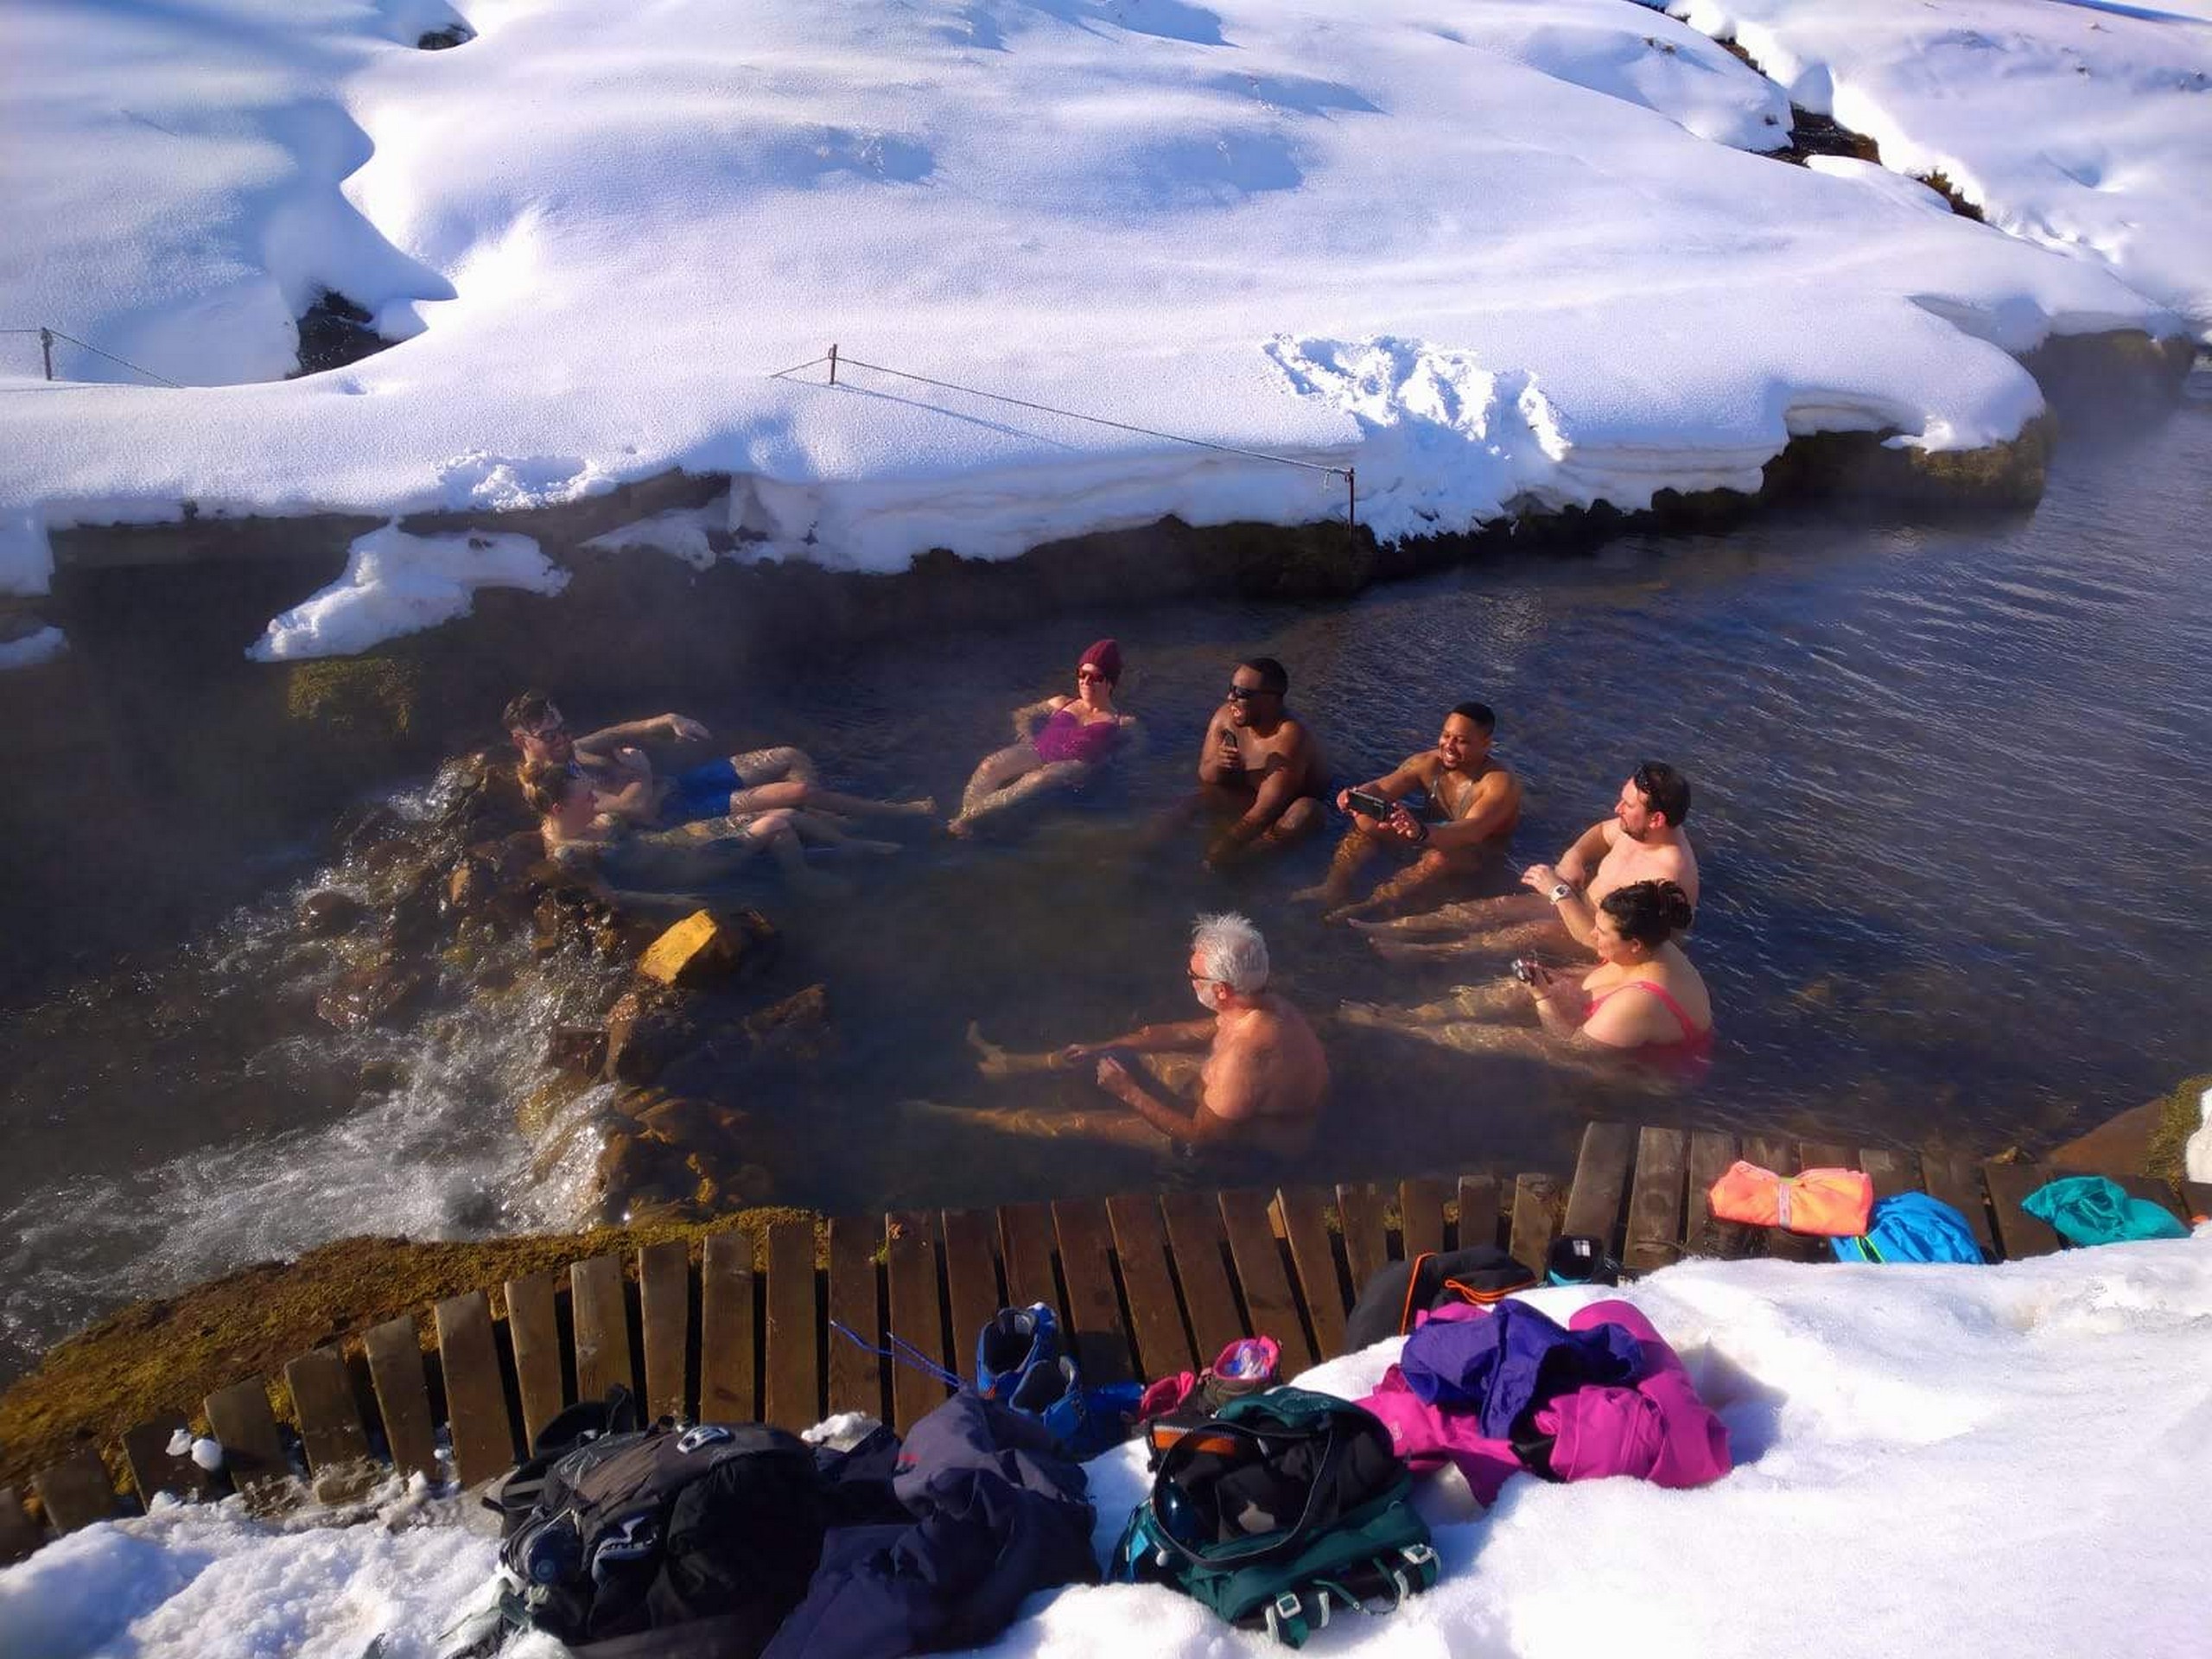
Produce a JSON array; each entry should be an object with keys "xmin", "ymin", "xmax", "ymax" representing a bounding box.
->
[{"xmin": 662, "ymin": 758, "xmax": 744, "ymax": 825}]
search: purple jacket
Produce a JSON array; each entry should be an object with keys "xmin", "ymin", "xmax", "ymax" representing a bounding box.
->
[{"xmin": 1357, "ymin": 1300, "xmax": 1730, "ymax": 1503}]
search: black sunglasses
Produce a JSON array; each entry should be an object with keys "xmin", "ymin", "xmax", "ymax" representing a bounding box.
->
[{"xmin": 1225, "ymin": 684, "xmax": 1278, "ymax": 702}]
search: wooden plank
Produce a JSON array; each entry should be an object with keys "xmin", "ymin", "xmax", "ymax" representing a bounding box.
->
[
  {"xmin": 124, "ymin": 1416, "xmax": 219, "ymax": 1508},
  {"xmin": 1563, "ymin": 1121, "xmax": 1636, "ymax": 1249},
  {"xmin": 1273, "ymin": 1187, "xmax": 1347, "ymax": 1361},
  {"xmin": 0, "ymin": 1487, "xmax": 38, "ymax": 1565},
  {"xmin": 435, "ymin": 1290, "xmax": 518, "ymax": 1486},
  {"xmin": 887, "ymin": 1212, "xmax": 952, "ymax": 1432},
  {"xmin": 1982, "ymin": 1162, "xmax": 2063, "ymax": 1259},
  {"xmin": 1624, "ymin": 1127, "xmax": 1688, "ymax": 1274},
  {"xmin": 1454, "ymin": 1174, "xmax": 1500, "ymax": 1253},
  {"xmin": 1800, "ymin": 1141, "xmax": 1856, "ymax": 1173},
  {"xmin": 1507, "ymin": 1173, "xmax": 1563, "ymax": 1271},
  {"xmin": 1334, "ymin": 1183, "xmax": 1390, "ymax": 1294},
  {"xmin": 997, "ymin": 1201, "xmax": 1061, "ymax": 1316},
  {"xmin": 762, "ymin": 1217, "xmax": 820, "ymax": 1431},
  {"xmin": 1159, "ymin": 1190, "xmax": 1246, "ymax": 1359},
  {"xmin": 2183, "ymin": 1180, "xmax": 2212, "ymax": 1224},
  {"xmin": 284, "ymin": 1347, "xmax": 369, "ymax": 1478},
  {"xmin": 1106, "ymin": 1193, "xmax": 1196, "ymax": 1379},
  {"xmin": 1397, "ymin": 1177, "xmax": 1450, "ymax": 1262},
  {"xmin": 504, "ymin": 1270, "xmax": 567, "ymax": 1446},
  {"xmin": 938, "ymin": 1209, "xmax": 1003, "ymax": 1384},
  {"xmin": 33, "ymin": 1449, "xmax": 118, "ymax": 1534},
  {"xmin": 639, "ymin": 1240, "xmax": 692, "ymax": 1422},
  {"xmin": 1858, "ymin": 1146, "xmax": 1921, "ymax": 1203},
  {"xmin": 1219, "ymin": 1188, "xmax": 1316, "ymax": 1371},
  {"xmin": 1052, "ymin": 1198, "xmax": 1135, "ymax": 1384},
  {"xmin": 204, "ymin": 1377, "xmax": 289, "ymax": 1494},
  {"xmin": 1919, "ymin": 1147, "xmax": 1997, "ymax": 1257},
  {"xmin": 570, "ymin": 1255, "xmax": 637, "ymax": 1402},
  {"xmin": 1745, "ymin": 1134, "xmax": 1821, "ymax": 1263},
  {"xmin": 362, "ymin": 1316, "xmax": 440, "ymax": 1482},
  {"xmin": 825, "ymin": 1216, "xmax": 886, "ymax": 1422},
  {"xmin": 1684, "ymin": 1129, "xmax": 1743, "ymax": 1257},
  {"xmin": 699, "ymin": 1230, "xmax": 757, "ymax": 1423},
  {"xmin": 2112, "ymin": 1173, "xmax": 2188, "ymax": 1226}
]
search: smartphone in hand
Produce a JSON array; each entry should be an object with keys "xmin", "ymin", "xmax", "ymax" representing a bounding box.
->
[{"xmin": 1344, "ymin": 787, "xmax": 1393, "ymax": 818}]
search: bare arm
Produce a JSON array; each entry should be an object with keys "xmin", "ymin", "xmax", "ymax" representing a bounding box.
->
[
  {"xmin": 592, "ymin": 778, "xmax": 658, "ymax": 825},
  {"xmin": 1554, "ymin": 821, "xmax": 1613, "ymax": 887},
  {"xmin": 1063, "ymin": 1018, "xmax": 1215, "ymax": 1060},
  {"xmin": 1012, "ymin": 696, "xmax": 1066, "ymax": 740},
  {"xmin": 1338, "ymin": 754, "xmax": 1432, "ymax": 813},
  {"xmin": 1211, "ymin": 760, "xmax": 1305, "ymax": 858},
  {"xmin": 1094, "ymin": 1057, "xmax": 1240, "ymax": 1146},
  {"xmin": 1196, "ymin": 709, "xmax": 1242, "ymax": 785},
  {"xmin": 574, "ymin": 712, "xmax": 705, "ymax": 753}
]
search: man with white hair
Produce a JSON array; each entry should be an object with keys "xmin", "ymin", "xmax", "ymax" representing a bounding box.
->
[{"xmin": 1047, "ymin": 912, "xmax": 1330, "ymax": 1154}]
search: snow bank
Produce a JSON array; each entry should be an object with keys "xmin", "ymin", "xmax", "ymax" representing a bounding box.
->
[
  {"xmin": 7, "ymin": 1242, "xmax": 2208, "ymax": 1658},
  {"xmin": 1652, "ymin": 0, "xmax": 2212, "ymax": 341},
  {"xmin": 0, "ymin": 0, "xmax": 2198, "ymax": 652},
  {"xmin": 0, "ymin": 626, "xmax": 67, "ymax": 671},
  {"xmin": 251, "ymin": 524, "xmax": 563, "ymax": 661}
]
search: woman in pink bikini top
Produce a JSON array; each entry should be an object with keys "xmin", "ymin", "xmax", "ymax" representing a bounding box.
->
[
  {"xmin": 1523, "ymin": 880, "xmax": 1713, "ymax": 1060},
  {"xmin": 948, "ymin": 639, "xmax": 1141, "ymax": 836}
]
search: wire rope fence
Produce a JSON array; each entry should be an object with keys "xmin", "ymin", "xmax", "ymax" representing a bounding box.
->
[
  {"xmin": 2, "ymin": 326, "xmax": 182, "ymax": 388},
  {"xmin": 772, "ymin": 343, "xmax": 1358, "ymax": 529}
]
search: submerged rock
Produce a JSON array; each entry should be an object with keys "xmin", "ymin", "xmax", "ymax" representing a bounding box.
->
[
  {"xmin": 297, "ymin": 889, "xmax": 365, "ymax": 938},
  {"xmin": 314, "ymin": 957, "xmax": 427, "ymax": 1031},
  {"xmin": 601, "ymin": 985, "xmax": 702, "ymax": 1086}
]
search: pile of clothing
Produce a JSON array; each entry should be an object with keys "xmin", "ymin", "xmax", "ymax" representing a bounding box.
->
[{"xmin": 1358, "ymin": 1299, "xmax": 1732, "ymax": 1505}]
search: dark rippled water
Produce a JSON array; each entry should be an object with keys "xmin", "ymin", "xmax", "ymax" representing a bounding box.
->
[{"xmin": 3, "ymin": 374, "xmax": 2207, "ymax": 1379}]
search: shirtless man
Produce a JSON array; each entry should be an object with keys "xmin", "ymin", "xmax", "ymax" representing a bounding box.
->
[
  {"xmin": 961, "ymin": 912, "xmax": 1329, "ymax": 1155},
  {"xmin": 503, "ymin": 690, "xmax": 931, "ymax": 830},
  {"xmin": 1177, "ymin": 658, "xmax": 1328, "ymax": 868},
  {"xmin": 1294, "ymin": 702, "xmax": 1522, "ymax": 924},
  {"xmin": 1358, "ymin": 761, "xmax": 1697, "ymax": 958}
]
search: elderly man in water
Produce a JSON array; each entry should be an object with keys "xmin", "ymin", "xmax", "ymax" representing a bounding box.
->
[
  {"xmin": 963, "ymin": 912, "xmax": 1329, "ymax": 1155},
  {"xmin": 1294, "ymin": 700, "xmax": 1522, "ymax": 924},
  {"xmin": 1359, "ymin": 760, "xmax": 1699, "ymax": 961},
  {"xmin": 504, "ymin": 690, "xmax": 934, "ymax": 830}
]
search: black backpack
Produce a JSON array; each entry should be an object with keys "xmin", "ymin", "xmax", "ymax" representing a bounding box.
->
[
  {"xmin": 1343, "ymin": 1246, "xmax": 1536, "ymax": 1351},
  {"xmin": 486, "ymin": 1395, "xmax": 830, "ymax": 1658}
]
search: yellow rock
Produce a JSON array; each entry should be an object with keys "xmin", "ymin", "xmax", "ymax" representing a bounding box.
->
[{"xmin": 636, "ymin": 910, "xmax": 736, "ymax": 988}]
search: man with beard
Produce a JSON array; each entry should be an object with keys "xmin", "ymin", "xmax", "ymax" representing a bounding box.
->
[
  {"xmin": 959, "ymin": 912, "xmax": 1329, "ymax": 1155},
  {"xmin": 1294, "ymin": 701, "xmax": 1522, "ymax": 924},
  {"xmin": 1356, "ymin": 761, "xmax": 1698, "ymax": 957}
]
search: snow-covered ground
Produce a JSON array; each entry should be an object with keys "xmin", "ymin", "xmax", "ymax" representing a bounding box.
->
[
  {"xmin": 3, "ymin": 0, "xmax": 2204, "ymax": 652},
  {"xmin": 5, "ymin": 1239, "xmax": 2209, "ymax": 1659},
  {"xmin": 1651, "ymin": 0, "xmax": 2212, "ymax": 343}
]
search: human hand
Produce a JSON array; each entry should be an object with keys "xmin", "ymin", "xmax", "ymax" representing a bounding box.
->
[
  {"xmin": 1520, "ymin": 863, "xmax": 1559, "ymax": 894},
  {"xmin": 665, "ymin": 714, "xmax": 711, "ymax": 742},
  {"xmin": 1054, "ymin": 1042, "xmax": 1099, "ymax": 1069},
  {"xmin": 1335, "ymin": 788, "xmax": 1352, "ymax": 813},
  {"xmin": 1384, "ymin": 804, "xmax": 1427, "ymax": 844},
  {"xmin": 1095, "ymin": 1055, "xmax": 1133, "ymax": 1093}
]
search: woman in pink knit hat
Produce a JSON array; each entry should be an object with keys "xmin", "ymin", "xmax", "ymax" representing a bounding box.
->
[{"xmin": 949, "ymin": 639, "xmax": 1141, "ymax": 836}]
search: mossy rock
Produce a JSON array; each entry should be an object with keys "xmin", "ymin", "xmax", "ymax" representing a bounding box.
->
[
  {"xmin": 2143, "ymin": 1072, "xmax": 2210, "ymax": 1187},
  {"xmin": 283, "ymin": 656, "xmax": 423, "ymax": 742}
]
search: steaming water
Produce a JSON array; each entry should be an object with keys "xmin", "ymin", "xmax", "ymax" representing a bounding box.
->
[{"xmin": 3, "ymin": 372, "xmax": 2208, "ymax": 1382}]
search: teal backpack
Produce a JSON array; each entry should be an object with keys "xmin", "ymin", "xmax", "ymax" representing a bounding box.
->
[{"xmin": 1109, "ymin": 1388, "xmax": 1439, "ymax": 1648}]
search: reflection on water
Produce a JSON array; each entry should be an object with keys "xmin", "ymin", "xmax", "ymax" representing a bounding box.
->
[{"xmin": 3, "ymin": 377, "xmax": 2209, "ymax": 1379}]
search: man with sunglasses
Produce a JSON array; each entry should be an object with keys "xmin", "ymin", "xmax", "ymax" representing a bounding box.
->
[{"xmin": 1185, "ymin": 657, "xmax": 1327, "ymax": 868}]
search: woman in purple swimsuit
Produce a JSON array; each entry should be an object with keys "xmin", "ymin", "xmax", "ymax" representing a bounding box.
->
[{"xmin": 949, "ymin": 639, "xmax": 1141, "ymax": 836}]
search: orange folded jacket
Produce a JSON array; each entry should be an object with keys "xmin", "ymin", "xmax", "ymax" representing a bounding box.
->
[{"xmin": 1707, "ymin": 1160, "xmax": 1872, "ymax": 1236}]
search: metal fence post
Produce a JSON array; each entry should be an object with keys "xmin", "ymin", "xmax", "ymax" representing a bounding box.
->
[
  {"xmin": 39, "ymin": 327, "xmax": 54, "ymax": 381},
  {"xmin": 1346, "ymin": 466, "xmax": 1357, "ymax": 532},
  {"xmin": 828, "ymin": 342, "xmax": 837, "ymax": 386}
]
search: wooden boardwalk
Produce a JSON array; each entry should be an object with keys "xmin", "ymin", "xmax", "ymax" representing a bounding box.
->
[{"xmin": 3, "ymin": 1123, "xmax": 2202, "ymax": 1562}]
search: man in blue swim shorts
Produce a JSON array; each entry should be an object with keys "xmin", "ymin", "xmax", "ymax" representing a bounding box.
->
[{"xmin": 503, "ymin": 690, "xmax": 935, "ymax": 830}]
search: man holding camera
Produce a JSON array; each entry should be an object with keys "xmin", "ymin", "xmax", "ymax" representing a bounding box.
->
[{"xmin": 1297, "ymin": 702, "xmax": 1522, "ymax": 924}]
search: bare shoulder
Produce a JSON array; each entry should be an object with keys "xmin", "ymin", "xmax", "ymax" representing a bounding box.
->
[{"xmin": 1045, "ymin": 695, "xmax": 1073, "ymax": 710}]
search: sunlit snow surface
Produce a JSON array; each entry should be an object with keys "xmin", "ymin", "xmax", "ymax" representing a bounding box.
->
[
  {"xmin": 1655, "ymin": 0, "xmax": 2212, "ymax": 343},
  {"xmin": 4, "ymin": 1242, "xmax": 2209, "ymax": 1658},
  {"xmin": 0, "ymin": 0, "xmax": 2199, "ymax": 632}
]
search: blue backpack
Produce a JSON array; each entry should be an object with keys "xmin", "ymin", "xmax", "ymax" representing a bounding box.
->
[{"xmin": 1831, "ymin": 1192, "xmax": 1985, "ymax": 1264}]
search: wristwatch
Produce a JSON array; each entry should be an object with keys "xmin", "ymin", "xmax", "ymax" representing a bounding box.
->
[{"xmin": 1548, "ymin": 880, "xmax": 1573, "ymax": 903}]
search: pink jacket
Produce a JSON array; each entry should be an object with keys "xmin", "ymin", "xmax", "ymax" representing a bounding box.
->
[{"xmin": 1357, "ymin": 1300, "xmax": 1730, "ymax": 1504}]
